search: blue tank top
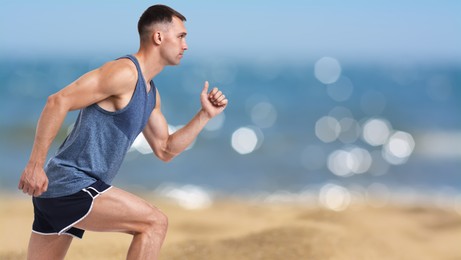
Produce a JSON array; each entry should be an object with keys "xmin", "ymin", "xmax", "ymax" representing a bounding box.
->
[{"xmin": 40, "ymin": 55, "xmax": 156, "ymax": 198}]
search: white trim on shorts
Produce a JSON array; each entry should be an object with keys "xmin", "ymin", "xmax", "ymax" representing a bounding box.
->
[{"xmin": 32, "ymin": 230, "xmax": 81, "ymax": 239}]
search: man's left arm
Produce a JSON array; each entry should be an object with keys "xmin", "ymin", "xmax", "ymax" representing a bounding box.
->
[{"xmin": 143, "ymin": 81, "xmax": 228, "ymax": 162}]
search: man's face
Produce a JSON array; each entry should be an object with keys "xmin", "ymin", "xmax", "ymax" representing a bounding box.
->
[{"xmin": 160, "ymin": 16, "xmax": 188, "ymax": 66}]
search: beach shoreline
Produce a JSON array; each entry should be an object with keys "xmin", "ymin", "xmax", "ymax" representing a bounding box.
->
[{"xmin": 1, "ymin": 192, "xmax": 460, "ymax": 260}]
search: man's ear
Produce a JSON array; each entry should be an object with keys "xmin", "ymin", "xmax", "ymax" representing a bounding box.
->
[{"xmin": 152, "ymin": 31, "xmax": 162, "ymax": 45}]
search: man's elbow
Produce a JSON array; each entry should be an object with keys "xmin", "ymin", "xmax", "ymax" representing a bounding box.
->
[
  {"xmin": 46, "ymin": 93, "xmax": 68, "ymax": 111},
  {"xmin": 46, "ymin": 93, "xmax": 61, "ymax": 108},
  {"xmin": 155, "ymin": 149, "xmax": 177, "ymax": 163},
  {"xmin": 158, "ymin": 155, "xmax": 174, "ymax": 163}
]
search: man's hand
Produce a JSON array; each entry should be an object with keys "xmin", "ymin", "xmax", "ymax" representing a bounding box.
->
[
  {"xmin": 18, "ymin": 162, "xmax": 48, "ymax": 197},
  {"xmin": 200, "ymin": 81, "xmax": 228, "ymax": 118}
]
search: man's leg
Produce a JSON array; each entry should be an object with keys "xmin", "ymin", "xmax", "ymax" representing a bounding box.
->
[
  {"xmin": 74, "ymin": 187, "xmax": 168, "ymax": 260},
  {"xmin": 27, "ymin": 232, "xmax": 73, "ymax": 260}
]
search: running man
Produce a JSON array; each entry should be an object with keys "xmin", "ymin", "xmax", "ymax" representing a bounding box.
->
[{"xmin": 18, "ymin": 4, "xmax": 228, "ymax": 259}]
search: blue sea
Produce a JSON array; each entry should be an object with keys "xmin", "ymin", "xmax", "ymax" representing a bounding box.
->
[{"xmin": 1, "ymin": 55, "xmax": 460, "ymax": 210}]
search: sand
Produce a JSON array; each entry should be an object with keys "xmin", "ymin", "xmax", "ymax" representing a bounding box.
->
[{"xmin": 1, "ymin": 193, "xmax": 460, "ymax": 260}]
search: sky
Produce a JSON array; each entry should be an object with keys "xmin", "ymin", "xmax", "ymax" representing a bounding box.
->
[{"xmin": 1, "ymin": 0, "xmax": 460, "ymax": 62}]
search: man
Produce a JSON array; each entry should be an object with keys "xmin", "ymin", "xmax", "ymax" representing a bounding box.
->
[{"xmin": 18, "ymin": 4, "xmax": 228, "ymax": 260}]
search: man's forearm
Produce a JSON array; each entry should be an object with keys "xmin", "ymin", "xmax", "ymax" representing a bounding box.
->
[
  {"xmin": 28, "ymin": 95, "xmax": 68, "ymax": 166},
  {"xmin": 164, "ymin": 109, "xmax": 210, "ymax": 158}
]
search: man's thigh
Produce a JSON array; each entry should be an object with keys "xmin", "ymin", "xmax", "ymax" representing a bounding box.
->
[
  {"xmin": 74, "ymin": 186, "xmax": 164, "ymax": 234},
  {"xmin": 28, "ymin": 232, "xmax": 73, "ymax": 260}
]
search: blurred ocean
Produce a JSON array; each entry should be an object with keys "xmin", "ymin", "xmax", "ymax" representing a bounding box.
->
[{"xmin": 1, "ymin": 56, "xmax": 460, "ymax": 210}]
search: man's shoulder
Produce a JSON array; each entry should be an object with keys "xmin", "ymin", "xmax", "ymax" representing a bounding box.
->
[
  {"xmin": 98, "ymin": 59, "xmax": 138, "ymax": 85},
  {"xmin": 101, "ymin": 58, "xmax": 137, "ymax": 75}
]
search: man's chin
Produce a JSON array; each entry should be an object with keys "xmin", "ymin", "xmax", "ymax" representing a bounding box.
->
[{"xmin": 167, "ymin": 59, "xmax": 181, "ymax": 66}]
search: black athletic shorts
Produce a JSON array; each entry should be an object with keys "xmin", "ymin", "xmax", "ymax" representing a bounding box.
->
[{"xmin": 32, "ymin": 180, "xmax": 112, "ymax": 239}]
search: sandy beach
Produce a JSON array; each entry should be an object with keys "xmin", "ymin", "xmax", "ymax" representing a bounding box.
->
[{"xmin": 1, "ymin": 193, "xmax": 460, "ymax": 260}]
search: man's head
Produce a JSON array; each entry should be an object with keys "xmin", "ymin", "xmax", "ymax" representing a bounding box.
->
[
  {"xmin": 138, "ymin": 5, "xmax": 186, "ymax": 43},
  {"xmin": 138, "ymin": 4, "xmax": 188, "ymax": 65}
]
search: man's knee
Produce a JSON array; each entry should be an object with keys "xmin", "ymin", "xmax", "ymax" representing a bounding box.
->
[{"xmin": 142, "ymin": 206, "xmax": 168, "ymax": 237}]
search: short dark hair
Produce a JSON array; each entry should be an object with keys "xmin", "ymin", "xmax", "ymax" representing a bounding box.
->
[{"xmin": 138, "ymin": 4, "xmax": 186, "ymax": 41}]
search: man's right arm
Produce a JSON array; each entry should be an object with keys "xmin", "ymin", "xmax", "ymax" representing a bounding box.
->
[
  {"xmin": 18, "ymin": 92, "xmax": 73, "ymax": 197},
  {"xmin": 18, "ymin": 60, "xmax": 136, "ymax": 197}
]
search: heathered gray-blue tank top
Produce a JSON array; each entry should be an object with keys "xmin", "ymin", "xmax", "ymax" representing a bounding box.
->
[{"xmin": 40, "ymin": 55, "xmax": 156, "ymax": 198}]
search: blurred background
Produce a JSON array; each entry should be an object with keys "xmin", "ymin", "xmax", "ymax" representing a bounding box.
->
[{"xmin": 1, "ymin": 0, "xmax": 460, "ymax": 211}]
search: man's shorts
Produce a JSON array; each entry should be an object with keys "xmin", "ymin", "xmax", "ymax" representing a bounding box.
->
[{"xmin": 32, "ymin": 180, "xmax": 112, "ymax": 239}]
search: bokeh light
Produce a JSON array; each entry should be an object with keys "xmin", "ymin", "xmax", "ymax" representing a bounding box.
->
[
  {"xmin": 362, "ymin": 118, "xmax": 392, "ymax": 146},
  {"xmin": 250, "ymin": 101, "xmax": 277, "ymax": 128},
  {"xmin": 327, "ymin": 150, "xmax": 353, "ymax": 177},
  {"xmin": 348, "ymin": 147, "xmax": 372, "ymax": 174},
  {"xmin": 315, "ymin": 116, "xmax": 341, "ymax": 143},
  {"xmin": 382, "ymin": 131, "xmax": 415, "ymax": 165},
  {"xmin": 319, "ymin": 184, "xmax": 351, "ymax": 211},
  {"xmin": 231, "ymin": 126, "xmax": 263, "ymax": 155},
  {"xmin": 338, "ymin": 117, "xmax": 361, "ymax": 144},
  {"xmin": 327, "ymin": 147, "xmax": 372, "ymax": 176},
  {"xmin": 157, "ymin": 184, "xmax": 213, "ymax": 210},
  {"xmin": 328, "ymin": 106, "xmax": 353, "ymax": 120},
  {"xmin": 314, "ymin": 57, "xmax": 342, "ymax": 84},
  {"xmin": 130, "ymin": 133, "xmax": 152, "ymax": 155}
]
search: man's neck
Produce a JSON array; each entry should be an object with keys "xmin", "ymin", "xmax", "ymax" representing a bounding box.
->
[{"xmin": 133, "ymin": 50, "xmax": 165, "ymax": 82}]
